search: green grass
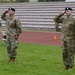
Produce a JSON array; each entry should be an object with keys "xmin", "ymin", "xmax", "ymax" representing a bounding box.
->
[{"xmin": 0, "ymin": 42, "xmax": 75, "ymax": 75}]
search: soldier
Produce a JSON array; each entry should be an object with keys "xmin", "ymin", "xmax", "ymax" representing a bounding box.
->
[
  {"xmin": 54, "ymin": 7, "xmax": 75, "ymax": 70},
  {"xmin": 1, "ymin": 7, "xmax": 22, "ymax": 62}
]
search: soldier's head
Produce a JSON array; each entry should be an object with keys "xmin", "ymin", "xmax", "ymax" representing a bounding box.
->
[
  {"xmin": 8, "ymin": 7, "xmax": 15, "ymax": 16},
  {"xmin": 65, "ymin": 7, "xmax": 73, "ymax": 16}
]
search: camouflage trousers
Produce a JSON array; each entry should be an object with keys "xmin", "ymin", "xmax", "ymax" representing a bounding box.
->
[
  {"xmin": 6, "ymin": 35, "xmax": 18, "ymax": 58},
  {"xmin": 62, "ymin": 39, "xmax": 75, "ymax": 68}
]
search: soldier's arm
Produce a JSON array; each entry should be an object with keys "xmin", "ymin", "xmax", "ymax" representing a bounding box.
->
[
  {"xmin": 55, "ymin": 22, "xmax": 60, "ymax": 32},
  {"xmin": 73, "ymin": 19, "xmax": 75, "ymax": 33},
  {"xmin": 54, "ymin": 12, "xmax": 65, "ymax": 23},
  {"xmin": 15, "ymin": 18, "xmax": 22, "ymax": 37},
  {"xmin": 0, "ymin": 22, "xmax": 2, "ymax": 28},
  {"xmin": 1, "ymin": 11, "xmax": 8, "ymax": 21}
]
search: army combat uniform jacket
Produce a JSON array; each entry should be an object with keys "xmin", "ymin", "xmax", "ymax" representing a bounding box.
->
[
  {"xmin": 54, "ymin": 13, "xmax": 75, "ymax": 41},
  {"xmin": 1, "ymin": 12, "xmax": 22, "ymax": 37}
]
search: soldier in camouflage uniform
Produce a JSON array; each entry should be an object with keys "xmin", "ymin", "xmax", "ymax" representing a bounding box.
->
[
  {"xmin": 1, "ymin": 8, "xmax": 22, "ymax": 62},
  {"xmin": 54, "ymin": 7, "xmax": 75, "ymax": 70}
]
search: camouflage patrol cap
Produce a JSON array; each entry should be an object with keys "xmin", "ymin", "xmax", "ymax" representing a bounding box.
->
[
  {"xmin": 8, "ymin": 7, "xmax": 15, "ymax": 12},
  {"xmin": 65, "ymin": 7, "xmax": 73, "ymax": 11}
]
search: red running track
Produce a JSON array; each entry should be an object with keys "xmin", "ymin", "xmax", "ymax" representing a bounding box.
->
[
  {"xmin": 19, "ymin": 31, "xmax": 62, "ymax": 46},
  {"xmin": 0, "ymin": 31, "xmax": 62, "ymax": 46}
]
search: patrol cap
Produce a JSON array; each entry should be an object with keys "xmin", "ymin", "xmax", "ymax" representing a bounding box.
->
[
  {"xmin": 8, "ymin": 7, "xmax": 15, "ymax": 12},
  {"xmin": 65, "ymin": 7, "xmax": 73, "ymax": 11}
]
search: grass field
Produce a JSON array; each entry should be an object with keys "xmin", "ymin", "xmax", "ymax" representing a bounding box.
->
[{"xmin": 0, "ymin": 42, "xmax": 75, "ymax": 75}]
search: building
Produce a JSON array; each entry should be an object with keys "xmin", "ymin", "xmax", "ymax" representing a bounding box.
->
[
  {"xmin": 0, "ymin": 0, "xmax": 65, "ymax": 2},
  {"xmin": 1, "ymin": 0, "xmax": 75, "ymax": 2}
]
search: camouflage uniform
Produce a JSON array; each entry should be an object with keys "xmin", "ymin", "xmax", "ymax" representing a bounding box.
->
[
  {"xmin": 54, "ymin": 13, "xmax": 75, "ymax": 68},
  {"xmin": 1, "ymin": 12, "xmax": 22, "ymax": 59},
  {"xmin": 0, "ymin": 22, "xmax": 1, "ymax": 28},
  {"xmin": 55, "ymin": 22, "xmax": 60, "ymax": 32}
]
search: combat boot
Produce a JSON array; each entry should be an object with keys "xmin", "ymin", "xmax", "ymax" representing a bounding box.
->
[
  {"xmin": 68, "ymin": 67, "xmax": 73, "ymax": 71},
  {"xmin": 8, "ymin": 57, "xmax": 15, "ymax": 62},
  {"xmin": 8, "ymin": 57, "xmax": 12, "ymax": 62},
  {"xmin": 12, "ymin": 58, "xmax": 15, "ymax": 62},
  {"xmin": 65, "ymin": 66, "xmax": 69, "ymax": 70}
]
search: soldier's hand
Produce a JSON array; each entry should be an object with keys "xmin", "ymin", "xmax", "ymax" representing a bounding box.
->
[
  {"xmin": 62, "ymin": 11, "xmax": 66, "ymax": 15},
  {"xmin": 4, "ymin": 10, "xmax": 8, "ymax": 14},
  {"xmin": 61, "ymin": 11, "xmax": 66, "ymax": 16},
  {"xmin": 59, "ymin": 11, "xmax": 66, "ymax": 17}
]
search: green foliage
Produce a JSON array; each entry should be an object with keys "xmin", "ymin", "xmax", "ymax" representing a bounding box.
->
[{"xmin": 0, "ymin": 42, "xmax": 75, "ymax": 75}]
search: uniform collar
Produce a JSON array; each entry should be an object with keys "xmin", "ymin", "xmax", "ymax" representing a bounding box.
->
[
  {"xmin": 9, "ymin": 15, "xmax": 14, "ymax": 18},
  {"xmin": 67, "ymin": 15, "xmax": 72, "ymax": 18}
]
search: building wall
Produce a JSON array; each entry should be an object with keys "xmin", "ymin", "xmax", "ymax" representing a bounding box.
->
[{"xmin": 0, "ymin": 0, "xmax": 65, "ymax": 2}]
